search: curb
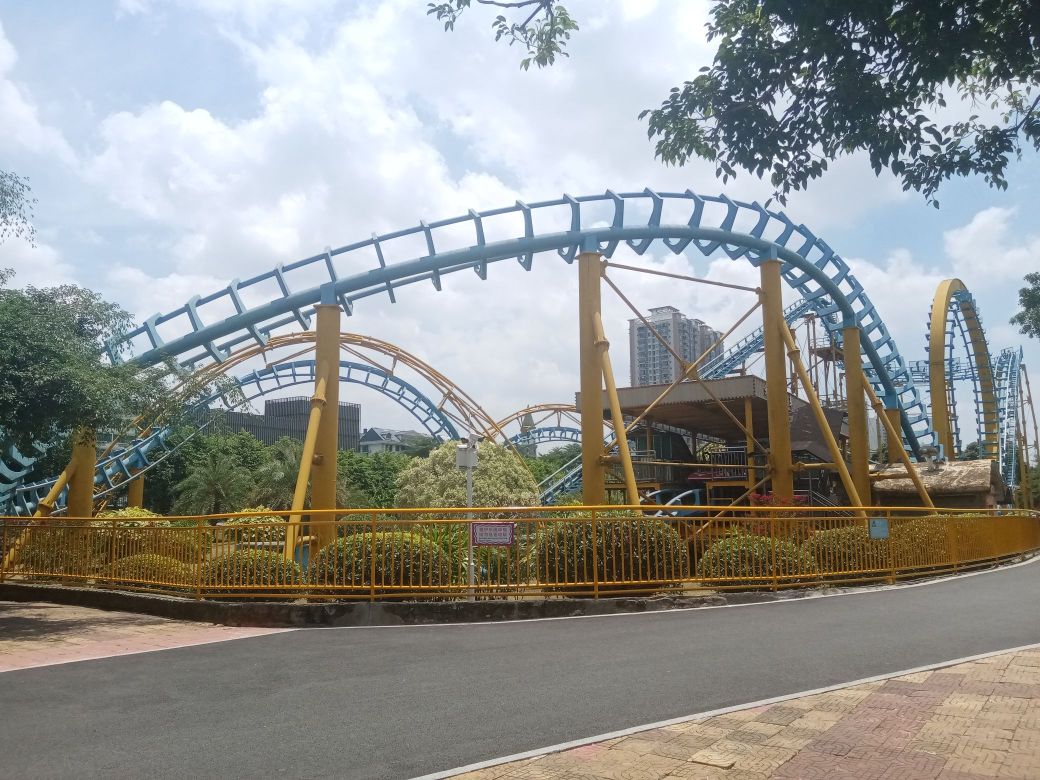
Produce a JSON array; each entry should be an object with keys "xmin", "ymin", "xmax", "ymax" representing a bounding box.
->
[{"xmin": 0, "ymin": 582, "xmax": 743, "ymax": 626}]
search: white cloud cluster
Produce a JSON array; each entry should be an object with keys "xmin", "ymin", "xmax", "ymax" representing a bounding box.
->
[{"xmin": 1, "ymin": 2, "xmax": 1037, "ymax": 437}]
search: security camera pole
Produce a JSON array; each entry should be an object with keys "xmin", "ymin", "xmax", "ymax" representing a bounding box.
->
[{"xmin": 456, "ymin": 436, "xmax": 479, "ymax": 599}]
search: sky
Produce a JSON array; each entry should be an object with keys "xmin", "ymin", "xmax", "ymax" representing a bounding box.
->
[{"xmin": 1, "ymin": 0, "xmax": 1037, "ymax": 447}]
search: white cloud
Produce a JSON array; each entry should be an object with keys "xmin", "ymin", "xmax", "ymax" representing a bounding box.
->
[
  {"xmin": 0, "ymin": 21, "xmax": 77, "ymax": 165},
  {"xmin": 943, "ymin": 206, "xmax": 1040, "ymax": 283},
  {"xmin": 0, "ymin": 238, "xmax": 77, "ymax": 288}
]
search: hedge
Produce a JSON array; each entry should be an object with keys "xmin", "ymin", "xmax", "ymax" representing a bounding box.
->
[
  {"xmin": 216, "ymin": 508, "xmax": 287, "ymax": 543},
  {"xmin": 697, "ymin": 531, "xmax": 816, "ymax": 586},
  {"xmin": 309, "ymin": 531, "xmax": 453, "ymax": 594},
  {"xmin": 804, "ymin": 525, "xmax": 889, "ymax": 574},
  {"xmin": 531, "ymin": 516, "xmax": 689, "ymax": 594},
  {"xmin": 111, "ymin": 554, "xmax": 193, "ymax": 588},
  {"xmin": 201, "ymin": 549, "xmax": 302, "ymax": 593}
]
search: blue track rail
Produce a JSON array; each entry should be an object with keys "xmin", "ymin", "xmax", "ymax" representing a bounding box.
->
[
  {"xmin": 16, "ymin": 189, "xmax": 946, "ymax": 510},
  {"xmin": 10, "ymin": 359, "xmax": 457, "ymax": 515}
]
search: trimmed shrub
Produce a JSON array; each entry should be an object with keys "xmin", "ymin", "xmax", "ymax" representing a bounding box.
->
[
  {"xmin": 804, "ymin": 525, "xmax": 889, "ymax": 574},
  {"xmin": 891, "ymin": 516, "xmax": 951, "ymax": 568},
  {"xmin": 12, "ymin": 522, "xmax": 94, "ymax": 575},
  {"xmin": 697, "ymin": 531, "xmax": 816, "ymax": 587},
  {"xmin": 309, "ymin": 531, "xmax": 453, "ymax": 595},
  {"xmin": 112, "ymin": 554, "xmax": 193, "ymax": 588},
  {"xmin": 91, "ymin": 508, "xmax": 205, "ymax": 564},
  {"xmin": 531, "ymin": 516, "xmax": 689, "ymax": 594},
  {"xmin": 201, "ymin": 549, "xmax": 302, "ymax": 592},
  {"xmin": 216, "ymin": 508, "xmax": 287, "ymax": 543}
]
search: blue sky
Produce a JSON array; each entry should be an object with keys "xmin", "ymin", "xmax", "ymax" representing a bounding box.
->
[{"xmin": 1, "ymin": 0, "xmax": 1037, "ymax": 442}]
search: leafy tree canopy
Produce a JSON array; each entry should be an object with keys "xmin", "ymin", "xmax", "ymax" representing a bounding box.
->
[
  {"xmin": 431, "ymin": 1, "xmax": 1040, "ymax": 206},
  {"xmin": 395, "ymin": 440, "xmax": 539, "ymax": 509},
  {"xmin": 1011, "ymin": 271, "xmax": 1040, "ymax": 339},
  {"xmin": 0, "ymin": 275, "xmax": 176, "ymax": 451},
  {"xmin": 0, "ymin": 170, "xmax": 36, "ymax": 246}
]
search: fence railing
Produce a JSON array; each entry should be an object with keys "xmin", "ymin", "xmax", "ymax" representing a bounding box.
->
[{"xmin": 2, "ymin": 506, "xmax": 1038, "ymax": 601}]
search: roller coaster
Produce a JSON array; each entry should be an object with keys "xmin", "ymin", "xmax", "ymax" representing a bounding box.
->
[{"xmin": 1, "ymin": 189, "xmax": 1035, "ymax": 518}]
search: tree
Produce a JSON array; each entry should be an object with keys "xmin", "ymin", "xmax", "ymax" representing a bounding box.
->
[
  {"xmin": 394, "ymin": 440, "xmax": 539, "ymax": 509},
  {"xmin": 0, "ymin": 276, "xmax": 174, "ymax": 453},
  {"xmin": 173, "ymin": 448, "xmax": 253, "ymax": 517},
  {"xmin": 250, "ymin": 436, "xmax": 303, "ymax": 510},
  {"xmin": 1011, "ymin": 272, "xmax": 1040, "ymax": 339},
  {"xmin": 961, "ymin": 440, "xmax": 982, "ymax": 460},
  {"xmin": 432, "ymin": 1, "xmax": 1040, "ymax": 206},
  {"xmin": 0, "ymin": 170, "xmax": 36, "ymax": 246},
  {"xmin": 339, "ymin": 450, "xmax": 413, "ymax": 508}
]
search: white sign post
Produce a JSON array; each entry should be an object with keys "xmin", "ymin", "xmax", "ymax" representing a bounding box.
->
[{"xmin": 456, "ymin": 437, "xmax": 479, "ymax": 600}]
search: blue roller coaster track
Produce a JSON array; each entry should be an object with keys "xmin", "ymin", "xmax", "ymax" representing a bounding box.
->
[
  {"xmin": 11, "ymin": 189, "xmax": 959, "ymax": 511},
  {"xmin": 7, "ymin": 359, "xmax": 458, "ymax": 515}
]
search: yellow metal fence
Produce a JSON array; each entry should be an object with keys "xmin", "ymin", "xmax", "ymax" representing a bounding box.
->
[{"xmin": 2, "ymin": 506, "xmax": 1038, "ymax": 600}]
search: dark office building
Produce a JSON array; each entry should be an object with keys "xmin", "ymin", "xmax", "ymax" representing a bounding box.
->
[{"xmin": 195, "ymin": 397, "xmax": 361, "ymax": 451}]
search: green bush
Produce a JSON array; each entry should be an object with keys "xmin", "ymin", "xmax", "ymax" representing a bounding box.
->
[
  {"xmin": 531, "ymin": 516, "xmax": 689, "ymax": 594},
  {"xmin": 804, "ymin": 525, "xmax": 889, "ymax": 574},
  {"xmin": 90, "ymin": 509, "xmax": 201, "ymax": 563},
  {"xmin": 216, "ymin": 508, "xmax": 287, "ymax": 543},
  {"xmin": 112, "ymin": 554, "xmax": 193, "ymax": 587},
  {"xmin": 12, "ymin": 522, "xmax": 94, "ymax": 575},
  {"xmin": 891, "ymin": 516, "xmax": 952, "ymax": 567},
  {"xmin": 697, "ymin": 531, "xmax": 816, "ymax": 586},
  {"xmin": 201, "ymin": 549, "xmax": 302, "ymax": 592},
  {"xmin": 309, "ymin": 531, "xmax": 453, "ymax": 595}
]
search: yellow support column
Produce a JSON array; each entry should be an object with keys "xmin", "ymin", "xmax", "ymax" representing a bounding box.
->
[
  {"xmin": 594, "ymin": 312, "xmax": 638, "ymax": 506},
  {"xmin": 843, "ymin": 325, "xmax": 871, "ymax": 506},
  {"xmin": 310, "ymin": 302, "xmax": 341, "ymax": 548},
  {"xmin": 759, "ymin": 258, "xmax": 794, "ymax": 499},
  {"xmin": 744, "ymin": 397, "xmax": 756, "ymax": 496},
  {"xmin": 578, "ymin": 248, "xmax": 606, "ymax": 504},
  {"xmin": 885, "ymin": 407, "xmax": 902, "ymax": 464},
  {"xmin": 864, "ymin": 377, "xmax": 935, "ymax": 509},
  {"xmin": 285, "ymin": 376, "xmax": 327, "ymax": 560},
  {"xmin": 127, "ymin": 470, "xmax": 144, "ymax": 509},
  {"xmin": 67, "ymin": 429, "xmax": 97, "ymax": 519}
]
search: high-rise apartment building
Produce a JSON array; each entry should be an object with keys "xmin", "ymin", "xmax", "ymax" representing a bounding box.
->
[{"xmin": 628, "ymin": 306, "xmax": 725, "ymax": 386}]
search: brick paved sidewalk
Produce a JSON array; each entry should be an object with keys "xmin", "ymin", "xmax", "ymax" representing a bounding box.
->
[
  {"xmin": 0, "ymin": 601, "xmax": 287, "ymax": 672},
  {"xmin": 457, "ymin": 648, "xmax": 1040, "ymax": 780}
]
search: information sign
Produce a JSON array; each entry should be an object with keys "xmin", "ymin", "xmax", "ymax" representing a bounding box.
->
[{"xmin": 470, "ymin": 522, "xmax": 516, "ymax": 546}]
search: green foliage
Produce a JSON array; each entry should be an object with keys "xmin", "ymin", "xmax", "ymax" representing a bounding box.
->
[
  {"xmin": 532, "ymin": 516, "xmax": 688, "ymax": 593},
  {"xmin": 0, "ymin": 170, "xmax": 36, "ymax": 246},
  {"xmin": 891, "ymin": 516, "xmax": 950, "ymax": 566},
  {"xmin": 0, "ymin": 279, "xmax": 171, "ymax": 452},
  {"xmin": 217, "ymin": 507, "xmax": 286, "ymax": 543},
  {"xmin": 427, "ymin": 1, "xmax": 577, "ymax": 70},
  {"xmin": 697, "ymin": 532, "xmax": 816, "ymax": 585},
  {"xmin": 960, "ymin": 441, "xmax": 982, "ymax": 460},
  {"xmin": 112, "ymin": 554, "xmax": 192, "ymax": 586},
  {"xmin": 173, "ymin": 448, "xmax": 254, "ymax": 516},
  {"xmin": 525, "ymin": 442, "xmax": 581, "ymax": 484},
  {"xmin": 339, "ymin": 450, "xmax": 413, "ymax": 508},
  {"xmin": 433, "ymin": 2, "xmax": 1040, "ymax": 206},
  {"xmin": 1011, "ymin": 271, "xmax": 1040, "ymax": 340},
  {"xmin": 91, "ymin": 508, "xmax": 202, "ymax": 562},
  {"xmin": 13, "ymin": 523, "xmax": 91, "ymax": 574},
  {"xmin": 201, "ymin": 549, "xmax": 302, "ymax": 590},
  {"xmin": 249, "ymin": 437, "xmax": 303, "ymax": 510},
  {"xmin": 309, "ymin": 531, "xmax": 453, "ymax": 593},
  {"xmin": 804, "ymin": 525, "xmax": 889, "ymax": 574},
  {"xmin": 394, "ymin": 440, "xmax": 538, "ymax": 511}
]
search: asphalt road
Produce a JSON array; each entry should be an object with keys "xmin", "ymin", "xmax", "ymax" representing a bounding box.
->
[{"xmin": 2, "ymin": 561, "xmax": 1039, "ymax": 780}]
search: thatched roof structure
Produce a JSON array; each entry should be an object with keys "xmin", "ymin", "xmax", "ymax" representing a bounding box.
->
[{"xmin": 872, "ymin": 459, "xmax": 1005, "ymax": 500}]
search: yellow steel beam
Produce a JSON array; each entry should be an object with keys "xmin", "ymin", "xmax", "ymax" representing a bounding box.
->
[
  {"xmin": 781, "ymin": 325, "xmax": 866, "ymax": 514},
  {"xmin": 843, "ymin": 326, "xmax": 871, "ymax": 504},
  {"xmin": 67, "ymin": 429, "xmax": 97, "ymax": 519},
  {"xmin": 578, "ymin": 250, "xmax": 606, "ymax": 504},
  {"xmin": 127, "ymin": 470, "xmax": 144, "ymax": 509},
  {"xmin": 928, "ymin": 279, "xmax": 999, "ymax": 459},
  {"xmin": 310, "ymin": 305, "xmax": 341, "ymax": 549},
  {"xmin": 759, "ymin": 259, "xmax": 794, "ymax": 498},
  {"xmin": 863, "ymin": 374, "xmax": 935, "ymax": 508},
  {"xmin": 285, "ymin": 375, "xmax": 328, "ymax": 560},
  {"xmin": 594, "ymin": 312, "xmax": 638, "ymax": 505}
]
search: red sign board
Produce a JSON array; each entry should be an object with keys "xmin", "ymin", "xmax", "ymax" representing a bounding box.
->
[{"xmin": 470, "ymin": 522, "xmax": 516, "ymax": 546}]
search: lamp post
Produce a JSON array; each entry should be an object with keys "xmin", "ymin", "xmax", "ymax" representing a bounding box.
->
[{"xmin": 456, "ymin": 436, "xmax": 479, "ymax": 599}]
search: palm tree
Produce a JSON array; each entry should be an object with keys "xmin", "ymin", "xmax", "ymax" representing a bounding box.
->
[
  {"xmin": 250, "ymin": 437, "xmax": 303, "ymax": 510},
  {"xmin": 173, "ymin": 450, "xmax": 253, "ymax": 517}
]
